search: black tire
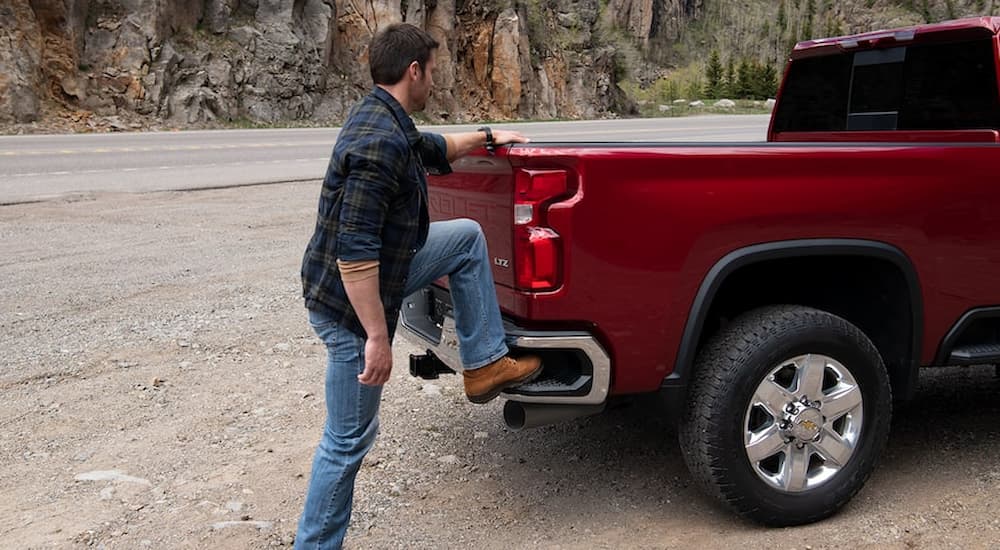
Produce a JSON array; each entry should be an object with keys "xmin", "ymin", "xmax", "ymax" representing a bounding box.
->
[{"xmin": 679, "ymin": 305, "xmax": 892, "ymax": 526}]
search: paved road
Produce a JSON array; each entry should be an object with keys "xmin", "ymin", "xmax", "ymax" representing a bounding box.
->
[{"xmin": 0, "ymin": 115, "xmax": 770, "ymax": 204}]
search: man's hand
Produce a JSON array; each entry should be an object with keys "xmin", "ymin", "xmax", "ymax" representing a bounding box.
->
[
  {"xmin": 444, "ymin": 129, "xmax": 531, "ymax": 162},
  {"xmin": 340, "ymin": 269, "xmax": 392, "ymax": 386},
  {"xmin": 358, "ymin": 334, "xmax": 393, "ymax": 386},
  {"xmin": 491, "ymin": 129, "xmax": 530, "ymax": 146}
]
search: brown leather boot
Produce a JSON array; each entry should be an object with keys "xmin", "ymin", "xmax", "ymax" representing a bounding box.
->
[{"xmin": 463, "ymin": 355, "xmax": 543, "ymax": 404}]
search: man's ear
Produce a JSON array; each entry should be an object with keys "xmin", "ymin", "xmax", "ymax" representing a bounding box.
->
[{"xmin": 408, "ymin": 61, "xmax": 421, "ymax": 81}]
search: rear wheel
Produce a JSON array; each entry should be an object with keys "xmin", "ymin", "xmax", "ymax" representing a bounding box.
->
[{"xmin": 679, "ymin": 305, "xmax": 891, "ymax": 526}]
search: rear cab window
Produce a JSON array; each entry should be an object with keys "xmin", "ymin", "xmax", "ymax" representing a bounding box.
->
[{"xmin": 771, "ymin": 28, "xmax": 1000, "ymax": 138}]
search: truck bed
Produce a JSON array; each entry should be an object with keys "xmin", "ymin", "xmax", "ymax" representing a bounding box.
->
[{"xmin": 428, "ymin": 141, "xmax": 1000, "ymax": 394}]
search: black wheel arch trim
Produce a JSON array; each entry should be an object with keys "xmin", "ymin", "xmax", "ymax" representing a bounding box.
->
[
  {"xmin": 933, "ymin": 306, "xmax": 1000, "ymax": 365},
  {"xmin": 663, "ymin": 239, "xmax": 924, "ymax": 396}
]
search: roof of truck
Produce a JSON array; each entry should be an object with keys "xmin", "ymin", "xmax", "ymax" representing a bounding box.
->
[{"xmin": 791, "ymin": 16, "xmax": 1000, "ymax": 59}]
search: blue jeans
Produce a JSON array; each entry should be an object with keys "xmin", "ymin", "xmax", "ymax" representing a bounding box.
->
[{"xmin": 295, "ymin": 219, "xmax": 509, "ymax": 549}]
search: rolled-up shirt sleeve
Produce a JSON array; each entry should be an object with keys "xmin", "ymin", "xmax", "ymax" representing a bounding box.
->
[
  {"xmin": 417, "ymin": 132, "xmax": 453, "ymax": 176},
  {"xmin": 335, "ymin": 135, "xmax": 406, "ymax": 262}
]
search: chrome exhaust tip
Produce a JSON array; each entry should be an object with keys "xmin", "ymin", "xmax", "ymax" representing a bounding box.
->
[{"xmin": 503, "ymin": 401, "xmax": 606, "ymax": 431}]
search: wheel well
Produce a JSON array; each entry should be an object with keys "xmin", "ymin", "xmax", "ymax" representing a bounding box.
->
[{"xmin": 698, "ymin": 255, "xmax": 916, "ymax": 398}]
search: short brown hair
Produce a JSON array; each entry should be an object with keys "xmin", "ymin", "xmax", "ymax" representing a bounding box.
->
[{"xmin": 369, "ymin": 23, "xmax": 440, "ymax": 86}]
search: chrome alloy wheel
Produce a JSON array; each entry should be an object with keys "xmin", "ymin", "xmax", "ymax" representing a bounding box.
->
[{"xmin": 743, "ymin": 354, "xmax": 864, "ymax": 493}]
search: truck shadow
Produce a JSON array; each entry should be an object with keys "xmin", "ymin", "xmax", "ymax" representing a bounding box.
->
[
  {"xmin": 883, "ymin": 364, "xmax": 1000, "ymax": 466},
  {"xmin": 460, "ymin": 365, "xmax": 1000, "ymax": 531}
]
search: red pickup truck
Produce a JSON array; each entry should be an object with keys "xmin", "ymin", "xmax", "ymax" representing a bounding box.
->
[{"xmin": 402, "ymin": 16, "xmax": 1000, "ymax": 525}]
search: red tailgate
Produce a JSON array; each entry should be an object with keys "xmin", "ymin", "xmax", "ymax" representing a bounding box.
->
[{"xmin": 427, "ymin": 149, "xmax": 516, "ymax": 289}]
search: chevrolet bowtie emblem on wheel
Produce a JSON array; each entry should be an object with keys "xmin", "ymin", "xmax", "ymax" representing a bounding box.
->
[{"xmin": 799, "ymin": 419, "xmax": 819, "ymax": 432}]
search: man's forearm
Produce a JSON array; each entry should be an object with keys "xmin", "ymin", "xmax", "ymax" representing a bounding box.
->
[
  {"xmin": 343, "ymin": 276, "xmax": 389, "ymax": 341},
  {"xmin": 443, "ymin": 129, "xmax": 529, "ymax": 162},
  {"xmin": 443, "ymin": 132, "xmax": 487, "ymax": 162}
]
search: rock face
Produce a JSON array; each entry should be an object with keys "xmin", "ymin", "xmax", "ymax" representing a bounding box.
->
[
  {"xmin": 1, "ymin": 0, "xmax": 993, "ymax": 127},
  {"xmin": 0, "ymin": 3, "xmax": 43, "ymax": 123},
  {"xmin": 1, "ymin": 0, "xmax": 638, "ymax": 125}
]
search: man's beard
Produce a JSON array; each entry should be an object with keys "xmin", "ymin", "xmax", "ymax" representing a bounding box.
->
[
  {"xmin": 413, "ymin": 83, "xmax": 431, "ymax": 113},
  {"xmin": 415, "ymin": 93, "xmax": 430, "ymax": 113}
]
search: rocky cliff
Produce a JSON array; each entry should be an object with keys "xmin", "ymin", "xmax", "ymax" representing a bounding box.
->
[
  {"xmin": 1, "ymin": 0, "xmax": 634, "ymax": 127},
  {"xmin": 1, "ymin": 0, "xmax": 996, "ymax": 129}
]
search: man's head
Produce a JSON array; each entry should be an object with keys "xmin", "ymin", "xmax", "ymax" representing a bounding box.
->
[{"xmin": 369, "ymin": 23, "xmax": 439, "ymax": 113}]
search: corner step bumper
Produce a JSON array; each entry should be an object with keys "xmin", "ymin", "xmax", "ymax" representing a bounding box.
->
[
  {"xmin": 400, "ymin": 288, "xmax": 611, "ymax": 405},
  {"xmin": 949, "ymin": 344, "xmax": 1000, "ymax": 365}
]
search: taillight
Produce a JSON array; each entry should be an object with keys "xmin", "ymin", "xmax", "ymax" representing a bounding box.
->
[{"xmin": 514, "ymin": 169, "xmax": 568, "ymax": 291}]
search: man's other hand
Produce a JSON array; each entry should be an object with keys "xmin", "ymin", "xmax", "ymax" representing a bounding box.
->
[{"xmin": 358, "ymin": 335, "xmax": 393, "ymax": 386}]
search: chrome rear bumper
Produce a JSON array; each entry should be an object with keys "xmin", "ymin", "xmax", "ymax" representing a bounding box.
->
[{"xmin": 400, "ymin": 289, "xmax": 611, "ymax": 405}]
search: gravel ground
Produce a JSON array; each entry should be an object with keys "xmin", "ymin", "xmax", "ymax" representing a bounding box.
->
[{"xmin": 3, "ymin": 182, "xmax": 1000, "ymax": 549}]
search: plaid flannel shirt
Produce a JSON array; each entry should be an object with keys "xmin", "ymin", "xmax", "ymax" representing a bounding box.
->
[{"xmin": 301, "ymin": 87, "xmax": 452, "ymax": 340}]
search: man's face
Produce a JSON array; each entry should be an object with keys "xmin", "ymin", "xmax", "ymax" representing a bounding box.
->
[{"xmin": 410, "ymin": 53, "xmax": 435, "ymax": 112}]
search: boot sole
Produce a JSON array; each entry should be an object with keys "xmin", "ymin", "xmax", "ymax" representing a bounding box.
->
[{"xmin": 465, "ymin": 364, "xmax": 543, "ymax": 404}]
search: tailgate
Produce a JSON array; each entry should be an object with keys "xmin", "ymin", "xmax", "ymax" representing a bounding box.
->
[{"xmin": 427, "ymin": 149, "xmax": 516, "ymax": 289}]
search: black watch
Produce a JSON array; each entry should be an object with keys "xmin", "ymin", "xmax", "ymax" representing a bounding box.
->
[{"xmin": 478, "ymin": 126, "xmax": 495, "ymax": 154}]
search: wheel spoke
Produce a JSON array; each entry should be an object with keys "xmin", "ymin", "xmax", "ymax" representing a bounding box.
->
[
  {"xmin": 813, "ymin": 428, "xmax": 853, "ymax": 467},
  {"xmin": 822, "ymin": 384, "xmax": 862, "ymax": 420},
  {"xmin": 795, "ymin": 354, "xmax": 826, "ymax": 400},
  {"xmin": 753, "ymin": 379, "xmax": 795, "ymax": 417},
  {"xmin": 781, "ymin": 445, "xmax": 811, "ymax": 492},
  {"xmin": 746, "ymin": 424, "xmax": 787, "ymax": 463}
]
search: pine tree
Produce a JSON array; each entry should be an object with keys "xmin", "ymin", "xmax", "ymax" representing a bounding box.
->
[
  {"xmin": 736, "ymin": 59, "xmax": 753, "ymax": 99},
  {"xmin": 724, "ymin": 57, "xmax": 736, "ymax": 98},
  {"xmin": 777, "ymin": 1, "xmax": 787, "ymax": 32},
  {"xmin": 760, "ymin": 64, "xmax": 779, "ymax": 98},
  {"xmin": 704, "ymin": 50, "xmax": 723, "ymax": 99},
  {"xmin": 685, "ymin": 78, "xmax": 704, "ymax": 101},
  {"xmin": 747, "ymin": 62, "xmax": 761, "ymax": 100}
]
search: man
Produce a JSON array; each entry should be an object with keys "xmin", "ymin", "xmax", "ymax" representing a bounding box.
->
[{"xmin": 296, "ymin": 23, "xmax": 543, "ymax": 548}]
